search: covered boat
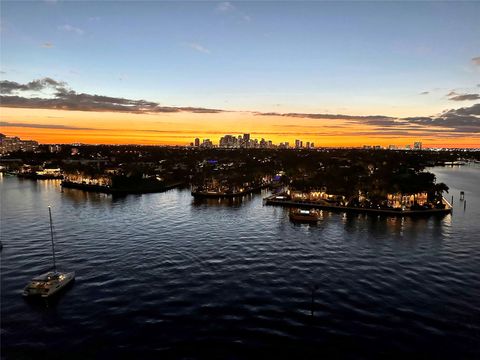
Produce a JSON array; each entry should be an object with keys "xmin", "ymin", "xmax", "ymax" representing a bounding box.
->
[{"xmin": 289, "ymin": 208, "xmax": 320, "ymax": 223}]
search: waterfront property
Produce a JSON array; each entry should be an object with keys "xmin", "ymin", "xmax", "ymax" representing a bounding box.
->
[
  {"xmin": 191, "ymin": 177, "xmax": 271, "ymax": 198},
  {"xmin": 2, "ymin": 146, "xmax": 475, "ymax": 202},
  {"xmin": 387, "ymin": 192, "xmax": 428, "ymax": 209},
  {"xmin": 34, "ymin": 167, "xmax": 63, "ymax": 180},
  {"xmin": 264, "ymin": 191, "xmax": 452, "ymax": 216},
  {"xmin": 191, "ymin": 184, "xmax": 267, "ymax": 198}
]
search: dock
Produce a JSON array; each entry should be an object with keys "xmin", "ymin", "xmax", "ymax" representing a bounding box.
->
[{"xmin": 264, "ymin": 194, "xmax": 453, "ymax": 217}]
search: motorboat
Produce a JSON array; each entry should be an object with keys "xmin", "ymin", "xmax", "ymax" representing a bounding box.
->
[{"xmin": 289, "ymin": 208, "xmax": 320, "ymax": 223}]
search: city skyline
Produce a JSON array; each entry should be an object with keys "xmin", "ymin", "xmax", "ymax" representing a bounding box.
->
[
  {"xmin": 0, "ymin": 131, "xmax": 434, "ymax": 152},
  {"xmin": 1, "ymin": 1, "xmax": 479, "ymax": 147}
]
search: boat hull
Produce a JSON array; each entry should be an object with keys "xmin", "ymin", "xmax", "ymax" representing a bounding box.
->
[
  {"xmin": 289, "ymin": 214, "xmax": 319, "ymax": 223},
  {"xmin": 23, "ymin": 271, "xmax": 75, "ymax": 298},
  {"xmin": 289, "ymin": 209, "xmax": 320, "ymax": 223}
]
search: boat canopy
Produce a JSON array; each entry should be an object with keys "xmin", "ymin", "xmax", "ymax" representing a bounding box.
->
[{"xmin": 32, "ymin": 272, "xmax": 59, "ymax": 281}]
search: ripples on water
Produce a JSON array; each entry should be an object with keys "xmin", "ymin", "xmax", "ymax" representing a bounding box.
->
[{"xmin": 1, "ymin": 167, "xmax": 480, "ymax": 359}]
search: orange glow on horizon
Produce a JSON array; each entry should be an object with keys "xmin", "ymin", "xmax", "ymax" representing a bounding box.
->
[{"xmin": 1, "ymin": 107, "xmax": 478, "ymax": 148}]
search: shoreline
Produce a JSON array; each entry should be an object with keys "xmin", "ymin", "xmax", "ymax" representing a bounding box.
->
[
  {"xmin": 61, "ymin": 180, "xmax": 185, "ymax": 195},
  {"xmin": 191, "ymin": 184, "xmax": 268, "ymax": 198}
]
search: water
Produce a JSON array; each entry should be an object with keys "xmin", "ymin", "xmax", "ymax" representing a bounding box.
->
[{"xmin": 1, "ymin": 166, "xmax": 480, "ymax": 359}]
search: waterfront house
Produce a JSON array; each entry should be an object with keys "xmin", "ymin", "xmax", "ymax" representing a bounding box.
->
[
  {"xmin": 36, "ymin": 167, "xmax": 62, "ymax": 177},
  {"xmin": 64, "ymin": 172, "xmax": 113, "ymax": 186},
  {"xmin": 387, "ymin": 192, "xmax": 428, "ymax": 209},
  {"xmin": 287, "ymin": 187, "xmax": 341, "ymax": 203}
]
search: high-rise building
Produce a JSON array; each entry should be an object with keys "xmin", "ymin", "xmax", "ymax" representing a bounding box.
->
[
  {"xmin": 49, "ymin": 144, "xmax": 62, "ymax": 153},
  {"xmin": 219, "ymin": 134, "xmax": 238, "ymax": 148},
  {"xmin": 0, "ymin": 135, "xmax": 38, "ymax": 154},
  {"xmin": 201, "ymin": 139, "xmax": 213, "ymax": 148},
  {"xmin": 414, "ymin": 141, "xmax": 423, "ymax": 150},
  {"xmin": 194, "ymin": 138, "xmax": 200, "ymax": 147},
  {"xmin": 295, "ymin": 139, "xmax": 301, "ymax": 149}
]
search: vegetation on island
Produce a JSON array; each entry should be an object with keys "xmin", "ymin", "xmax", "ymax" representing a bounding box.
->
[{"xmin": 1, "ymin": 144, "xmax": 478, "ymax": 206}]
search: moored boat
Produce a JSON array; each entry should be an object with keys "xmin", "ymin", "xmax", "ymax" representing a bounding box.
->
[
  {"xmin": 23, "ymin": 271, "xmax": 75, "ymax": 297},
  {"xmin": 289, "ymin": 208, "xmax": 320, "ymax": 223},
  {"xmin": 23, "ymin": 206, "xmax": 75, "ymax": 298}
]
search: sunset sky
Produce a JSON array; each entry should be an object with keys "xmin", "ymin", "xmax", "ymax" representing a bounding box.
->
[{"xmin": 1, "ymin": 1, "xmax": 479, "ymax": 147}]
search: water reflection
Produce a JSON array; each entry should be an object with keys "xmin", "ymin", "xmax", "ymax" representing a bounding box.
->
[
  {"xmin": 23, "ymin": 279, "xmax": 76, "ymax": 310},
  {"xmin": 191, "ymin": 191, "xmax": 262, "ymax": 208},
  {"xmin": 61, "ymin": 187, "xmax": 111, "ymax": 204},
  {"xmin": 2, "ymin": 167, "xmax": 480, "ymax": 358}
]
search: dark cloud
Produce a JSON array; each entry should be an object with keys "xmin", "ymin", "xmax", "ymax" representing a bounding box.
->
[
  {"xmin": 179, "ymin": 107, "xmax": 223, "ymax": 113},
  {"xmin": 444, "ymin": 103, "xmax": 480, "ymax": 116},
  {"xmin": 258, "ymin": 106, "xmax": 480, "ymax": 134},
  {"xmin": 446, "ymin": 89, "xmax": 480, "ymax": 101},
  {"xmin": 258, "ymin": 106, "xmax": 479, "ymax": 136},
  {"xmin": 420, "ymin": 91, "xmax": 429, "ymax": 95},
  {"xmin": 403, "ymin": 103, "xmax": 480, "ymax": 133},
  {"xmin": 0, "ymin": 121, "xmax": 96, "ymax": 130},
  {"xmin": 402, "ymin": 116, "xmax": 433, "ymax": 123},
  {"xmin": 0, "ymin": 78, "xmax": 66, "ymax": 94},
  {"xmin": 257, "ymin": 111, "xmax": 395, "ymax": 125},
  {"xmin": 0, "ymin": 77, "xmax": 223, "ymax": 114},
  {"xmin": 472, "ymin": 56, "xmax": 480, "ymax": 66},
  {"xmin": 449, "ymin": 93, "xmax": 480, "ymax": 101},
  {"xmin": 1, "ymin": 77, "xmax": 478, "ymax": 137}
]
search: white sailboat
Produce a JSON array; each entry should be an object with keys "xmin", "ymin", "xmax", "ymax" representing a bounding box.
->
[{"xmin": 23, "ymin": 206, "xmax": 75, "ymax": 298}]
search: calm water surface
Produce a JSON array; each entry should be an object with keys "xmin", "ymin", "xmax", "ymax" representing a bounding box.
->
[{"xmin": 1, "ymin": 166, "xmax": 480, "ymax": 359}]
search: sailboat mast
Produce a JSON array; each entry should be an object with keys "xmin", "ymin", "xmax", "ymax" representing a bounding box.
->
[{"xmin": 48, "ymin": 206, "xmax": 57, "ymax": 272}]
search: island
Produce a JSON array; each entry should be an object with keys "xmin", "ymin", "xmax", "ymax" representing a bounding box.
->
[{"xmin": 1, "ymin": 142, "xmax": 478, "ymax": 216}]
